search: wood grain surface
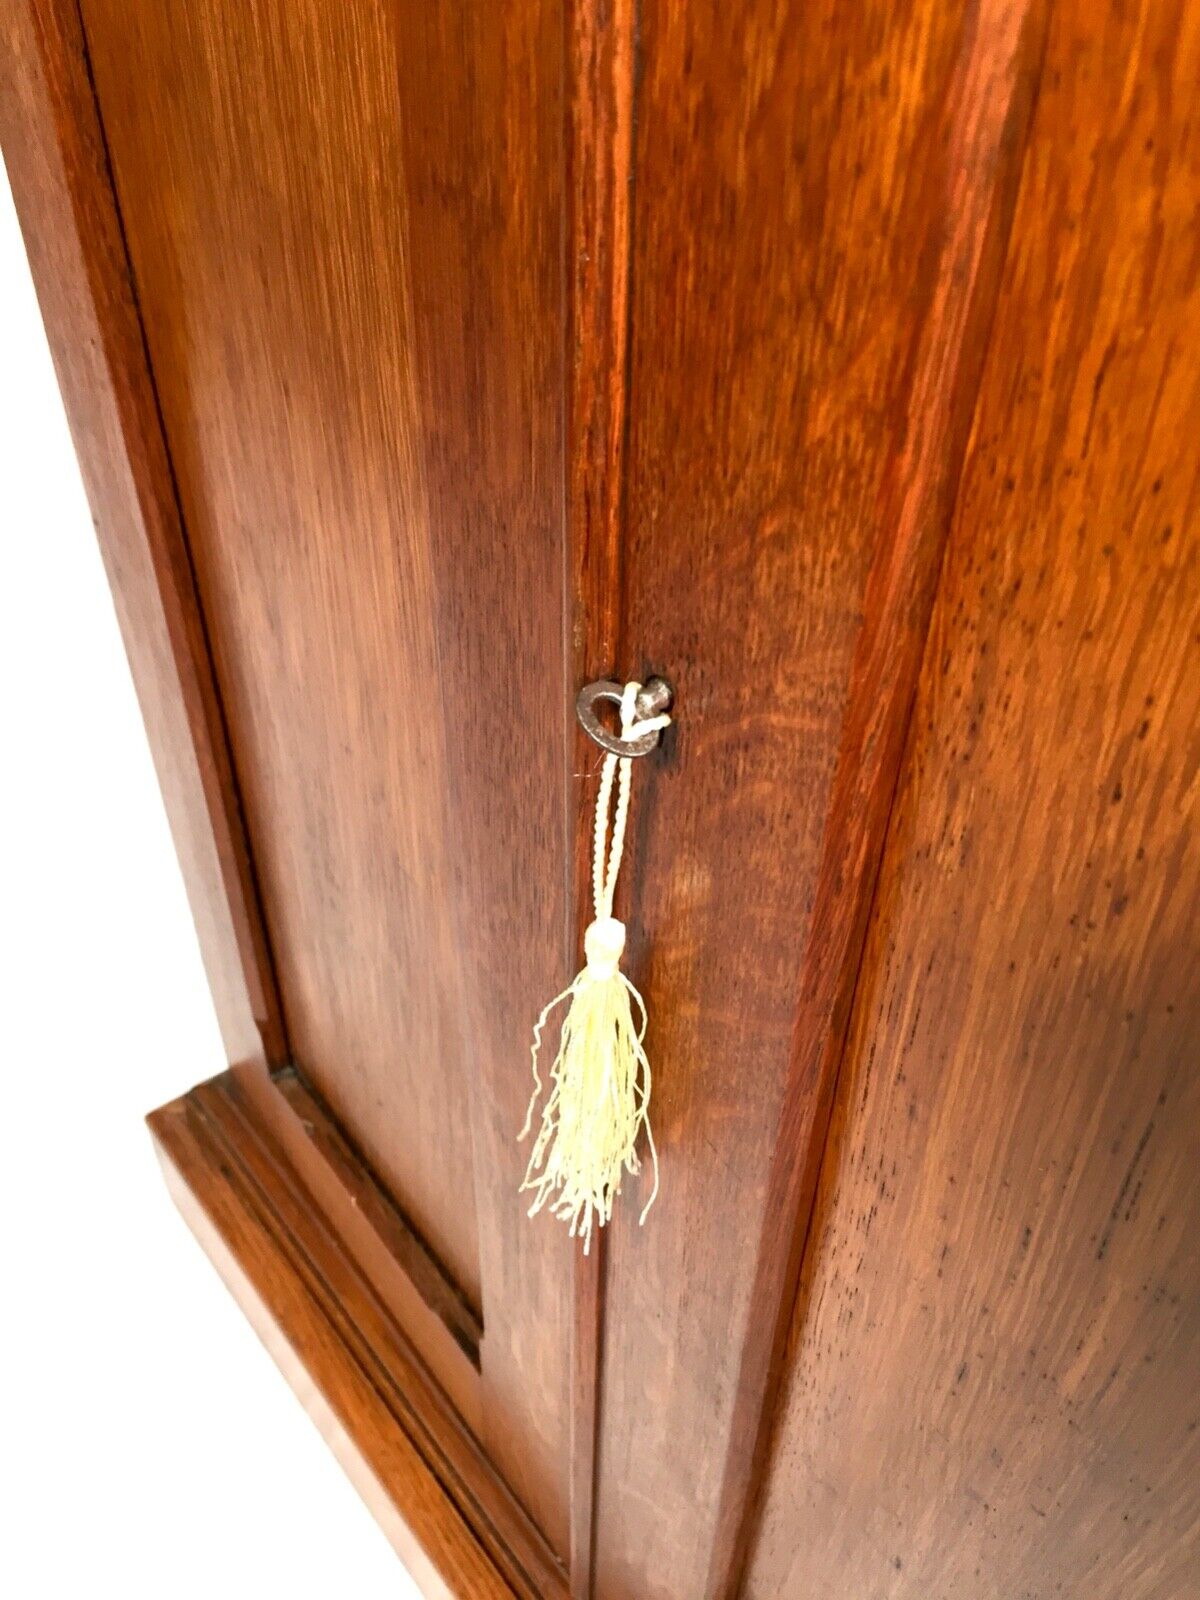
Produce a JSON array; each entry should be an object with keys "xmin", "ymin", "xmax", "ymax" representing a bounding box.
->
[
  {"xmin": 594, "ymin": 4, "xmax": 1044, "ymax": 1594},
  {"xmin": 10, "ymin": 0, "xmax": 1200, "ymax": 1592},
  {"xmin": 150, "ymin": 1071, "xmax": 567, "ymax": 1600},
  {"xmin": 75, "ymin": 0, "xmax": 574, "ymax": 1551},
  {"xmin": 745, "ymin": 0, "xmax": 1200, "ymax": 1593},
  {"xmin": 236, "ymin": 1063, "xmax": 487, "ymax": 1431},
  {"xmin": 381, "ymin": 1, "xmax": 574, "ymax": 1553},
  {"xmin": 563, "ymin": 0, "xmax": 638, "ymax": 1590},
  {"xmin": 76, "ymin": 0, "xmax": 472, "ymax": 1300},
  {"xmin": 0, "ymin": 0, "xmax": 284, "ymax": 1071}
]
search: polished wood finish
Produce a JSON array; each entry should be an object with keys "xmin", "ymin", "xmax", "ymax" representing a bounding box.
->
[
  {"xmin": 6, "ymin": 0, "xmax": 1199, "ymax": 1593},
  {"xmin": 236, "ymin": 1063, "xmax": 485, "ymax": 1431},
  {"xmin": 744, "ymin": 0, "xmax": 1200, "ymax": 1593},
  {"xmin": 272, "ymin": 1068, "xmax": 482, "ymax": 1367},
  {"xmin": 383, "ymin": 8, "xmax": 575, "ymax": 1551},
  {"xmin": 78, "ymin": 0, "xmax": 445, "ymax": 1305},
  {"xmin": 705, "ymin": 6, "xmax": 1049, "ymax": 1591},
  {"xmin": 564, "ymin": 0, "xmax": 638, "ymax": 1589},
  {"xmin": 594, "ymin": 4, "xmax": 1045, "ymax": 1594},
  {"xmin": 0, "ymin": 0, "xmax": 283, "ymax": 1072},
  {"xmin": 75, "ymin": 0, "xmax": 574, "ymax": 1551},
  {"xmin": 150, "ymin": 1072, "xmax": 567, "ymax": 1600}
]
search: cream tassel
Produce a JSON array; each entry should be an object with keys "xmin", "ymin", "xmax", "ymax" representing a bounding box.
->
[{"xmin": 519, "ymin": 681, "xmax": 669, "ymax": 1252}]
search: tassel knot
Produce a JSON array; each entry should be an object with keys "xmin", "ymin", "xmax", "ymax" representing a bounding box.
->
[{"xmin": 584, "ymin": 916, "xmax": 625, "ymax": 979}]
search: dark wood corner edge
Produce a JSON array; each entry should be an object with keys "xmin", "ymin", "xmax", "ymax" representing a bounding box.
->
[
  {"xmin": 235, "ymin": 1061, "xmax": 484, "ymax": 1387},
  {"xmin": 1, "ymin": 0, "xmax": 288, "ymax": 1072},
  {"xmin": 147, "ymin": 1071, "xmax": 569, "ymax": 1600}
]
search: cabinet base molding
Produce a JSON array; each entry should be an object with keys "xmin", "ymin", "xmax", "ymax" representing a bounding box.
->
[{"xmin": 147, "ymin": 1072, "xmax": 567, "ymax": 1600}]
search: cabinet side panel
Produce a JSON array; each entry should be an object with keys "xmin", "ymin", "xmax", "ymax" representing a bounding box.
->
[
  {"xmin": 77, "ymin": 0, "xmax": 572, "ymax": 1545},
  {"xmin": 746, "ymin": 1, "xmax": 1200, "ymax": 1594},
  {"xmin": 76, "ymin": 0, "xmax": 470, "ymax": 1304},
  {"xmin": 0, "ymin": 0, "xmax": 282, "ymax": 1070}
]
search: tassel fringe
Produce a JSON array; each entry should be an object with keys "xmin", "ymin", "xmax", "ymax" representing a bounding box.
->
[{"xmin": 519, "ymin": 918, "xmax": 659, "ymax": 1253}]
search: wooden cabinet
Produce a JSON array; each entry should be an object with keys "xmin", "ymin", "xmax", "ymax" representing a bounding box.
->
[{"xmin": 4, "ymin": 0, "xmax": 1197, "ymax": 1594}]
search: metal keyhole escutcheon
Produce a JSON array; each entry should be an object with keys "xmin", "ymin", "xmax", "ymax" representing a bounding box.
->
[{"xmin": 575, "ymin": 677, "xmax": 673, "ymax": 758}]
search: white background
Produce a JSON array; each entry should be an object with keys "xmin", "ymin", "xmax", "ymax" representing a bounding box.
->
[{"xmin": 0, "ymin": 164, "xmax": 414, "ymax": 1595}]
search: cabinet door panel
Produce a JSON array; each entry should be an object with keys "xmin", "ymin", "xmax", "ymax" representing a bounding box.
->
[{"xmin": 746, "ymin": 0, "xmax": 1200, "ymax": 1593}]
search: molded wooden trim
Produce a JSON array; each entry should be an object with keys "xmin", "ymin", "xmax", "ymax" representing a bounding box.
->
[
  {"xmin": 233, "ymin": 1063, "xmax": 486, "ymax": 1432},
  {"xmin": 565, "ymin": 0, "xmax": 636, "ymax": 671},
  {"xmin": 272, "ymin": 1068, "xmax": 483, "ymax": 1364},
  {"xmin": 703, "ymin": 5, "xmax": 1052, "ymax": 1595},
  {"xmin": 149, "ymin": 1071, "xmax": 568, "ymax": 1600},
  {"xmin": 0, "ymin": 0, "xmax": 285, "ymax": 1070}
]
